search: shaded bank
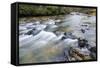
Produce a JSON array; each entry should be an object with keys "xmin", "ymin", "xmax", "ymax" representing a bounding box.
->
[{"xmin": 19, "ymin": 4, "xmax": 96, "ymax": 17}]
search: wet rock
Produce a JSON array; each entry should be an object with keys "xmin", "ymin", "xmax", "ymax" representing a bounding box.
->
[
  {"xmin": 25, "ymin": 30, "xmax": 33, "ymax": 35},
  {"xmin": 69, "ymin": 48, "xmax": 91, "ymax": 60},
  {"xmin": 78, "ymin": 38, "xmax": 89, "ymax": 48},
  {"xmin": 68, "ymin": 48, "xmax": 84, "ymax": 60},
  {"xmin": 64, "ymin": 32, "xmax": 77, "ymax": 39},
  {"xmin": 61, "ymin": 36, "xmax": 66, "ymax": 40},
  {"xmin": 81, "ymin": 29, "xmax": 85, "ymax": 33},
  {"xmin": 89, "ymin": 46, "xmax": 96, "ymax": 59}
]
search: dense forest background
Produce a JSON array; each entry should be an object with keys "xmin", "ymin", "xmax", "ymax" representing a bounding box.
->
[{"xmin": 19, "ymin": 4, "xmax": 96, "ymax": 17}]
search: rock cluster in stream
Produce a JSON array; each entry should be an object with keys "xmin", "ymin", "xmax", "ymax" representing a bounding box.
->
[{"xmin": 19, "ymin": 12, "xmax": 96, "ymax": 63}]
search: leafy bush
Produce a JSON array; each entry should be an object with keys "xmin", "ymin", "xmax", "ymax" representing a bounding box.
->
[{"xmin": 19, "ymin": 4, "xmax": 96, "ymax": 17}]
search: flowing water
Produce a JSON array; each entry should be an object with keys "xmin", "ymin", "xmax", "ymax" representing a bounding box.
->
[{"xmin": 19, "ymin": 12, "xmax": 96, "ymax": 64}]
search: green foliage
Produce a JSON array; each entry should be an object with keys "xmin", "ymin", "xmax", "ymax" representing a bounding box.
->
[{"xmin": 19, "ymin": 4, "xmax": 96, "ymax": 17}]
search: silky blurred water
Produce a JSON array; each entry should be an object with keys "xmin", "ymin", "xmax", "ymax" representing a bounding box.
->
[{"xmin": 19, "ymin": 12, "xmax": 96, "ymax": 64}]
